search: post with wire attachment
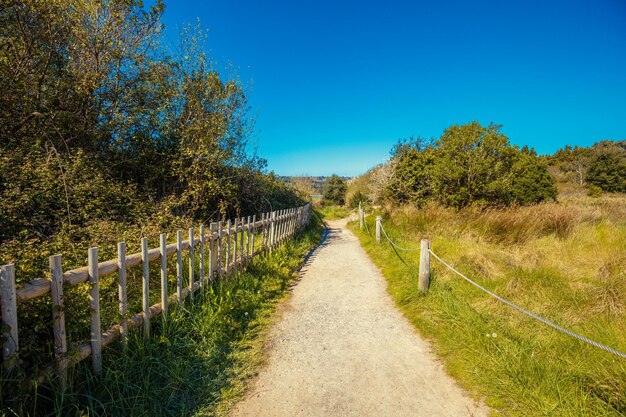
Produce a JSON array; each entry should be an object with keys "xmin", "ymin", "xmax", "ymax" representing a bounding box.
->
[
  {"xmin": 359, "ymin": 202, "xmax": 364, "ymax": 230},
  {"xmin": 375, "ymin": 216, "xmax": 382, "ymax": 243},
  {"xmin": 419, "ymin": 239, "xmax": 431, "ymax": 293}
]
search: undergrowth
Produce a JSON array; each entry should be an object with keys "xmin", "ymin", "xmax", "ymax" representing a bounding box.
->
[
  {"xmin": 316, "ymin": 205, "xmax": 352, "ymax": 221},
  {"xmin": 351, "ymin": 193, "xmax": 626, "ymax": 416},
  {"xmin": 0, "ymin": 216, "xmax": 324, "ymax": 417}
]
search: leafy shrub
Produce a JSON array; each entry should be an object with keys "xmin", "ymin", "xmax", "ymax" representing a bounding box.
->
[
  {"xmin": 322, "ymin": 175, "xmax": 347, "ymax": 206},
  {"xmin": 347, "ymin": 190, "xmax": 367, "ymax": 208},
  {"xmin": 386, "ymin": 122, "xmax": 557, "ymax": 208},
  {"xmin": 585, "ymin": 141, "xmax": 626, "ymax": 193},
  {"xmin": 587, "ymin": 184, "xmax": 603, "ymax": 198}
]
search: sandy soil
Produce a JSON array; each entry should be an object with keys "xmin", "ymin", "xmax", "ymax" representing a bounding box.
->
[{"xmin": 231, "ymin": 219, "xmax": 489, "ymax": 417}]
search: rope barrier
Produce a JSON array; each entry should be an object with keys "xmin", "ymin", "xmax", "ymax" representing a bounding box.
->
[
  {"xmin": 428, "ymin": 249, "xmax": 626, "ymax": 360},
  {"xmin": 379, "ymin": 223, "xmax": 421, "ymax": 252}
]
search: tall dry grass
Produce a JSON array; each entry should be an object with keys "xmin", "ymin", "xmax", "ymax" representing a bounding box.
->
[{"xmin": 355, "ymin": 187, "xmax": 626, "ymax": 416}]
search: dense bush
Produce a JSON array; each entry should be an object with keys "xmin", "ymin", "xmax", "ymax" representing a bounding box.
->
[
  {"xmin": 322, "ymin": 175, "xmax": 347, "ymax": 205},
  {"xmin": 547, "ymin": 140, "xmax": 626, "ymax": 194},
  {"xmin": 585, "ymin": 141, "xmax": 626, "ymax": 193},
  {"xmin": 386, "ymin": 122, "xmax": 556, "ymax": 208},
  {"xmin": 0, "ymin": 0, "xmax": 305, "ymax": 269},
  {"xmin": 347, "ymin": 190, "xmax": 367, "ymax": 208}
]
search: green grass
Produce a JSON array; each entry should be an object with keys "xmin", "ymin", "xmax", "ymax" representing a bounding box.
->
[
  {"xmin": 1, "ymin": 217, "xmax": 324, "ymax": 417},
  {"xmin": 350, "ymin": 200, "xmax": 626, "ymax": 416},
  {"xmin": 316, "ymin": 205, "xmax": 352, "ymax": 221}
]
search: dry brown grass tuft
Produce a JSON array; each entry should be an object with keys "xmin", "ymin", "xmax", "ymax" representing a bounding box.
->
[
  {"xmin": 588, "ymin": 258, "xmax": 626, "ymax": 317},
  {"xmin": 461, "ymin": 204, "xmax": 579, "ymax": 244}
]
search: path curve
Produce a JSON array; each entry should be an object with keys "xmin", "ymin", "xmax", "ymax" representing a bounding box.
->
[{"xmin": 232, "ymin": 219, "xmax": 488, "ymax": 417}]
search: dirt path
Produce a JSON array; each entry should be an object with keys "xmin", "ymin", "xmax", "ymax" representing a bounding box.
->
[{"xmin": 231, "ymin": 219, "xmax": 488, "ymax": 417}]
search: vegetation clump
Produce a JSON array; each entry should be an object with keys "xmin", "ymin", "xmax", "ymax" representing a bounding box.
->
[
  {"xmin": 322, "ymin": 174, "xmax": 347, "ymax": 206},
  {"xmin": 548, "ymin": 140, "xmax": 626, "ymax": 193},
  {"xmin": 0, "ymin": 0, "xmax": 305, "ymax": 273},
  {"xmin": 385, "ymin": 122, "xmax": 557, "ymax": 208}
]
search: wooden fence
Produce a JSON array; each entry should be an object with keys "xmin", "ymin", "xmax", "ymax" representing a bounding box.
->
[{"xmin": 0, "ymin": 204, "xmax": 312, "ymax": 386}]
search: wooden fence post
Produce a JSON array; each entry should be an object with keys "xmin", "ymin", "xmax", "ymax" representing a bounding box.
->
[
  {"xmin": 217, "ymin": 221, "xmax": 223, "ymax": 279},
  {"xmin": 209, "ymin": 222, "xmax": 217, "ymax": 283},
  {"xmin": 259, "ymin": 213, "xmax": 265, "ymax": 249},
  {"xmin": 88, "ymin": 247, "xmax": 102, "ymax": 375},
  {"xmin": 251, "ymin": 215, "xmax": 256, "ymax": 259},
  {"xmin": 177, "ymin": 230, "xmax": 183, "ymax": 306},
  {"xmin": 188, "ymin": 227, "xmax": 194, "ymax": 301},
  {"xmin": 419, "ymin": 239, "xmax": 431, "ymax": 293},
  {"xmin": 117, "ymin": 242, "xmax": 127, "ymax": 348},
  {"xmin": 269, "ymin": 211, "xmax": 276, "ymax": 255},
  {"xmin": 226, "ymin": 220, "xmax": 232, "ymax": 277},
  {"xmin": 160, "ymin": 234, "xmax": 168, "ymax": 318},
  {"xmin": 141, "ymin": 237, "xmax": 150, "ymax": 339},
  {"xmin": 0, "ymin": 263, "xmax": 18, "ymax": 368},
  {"xmin": 239, "ymin": 217, "xmax": 246, "ymax": 271},
  {"xmin": 246, "ymin": 216, "xmax": 251, "ymax": 262},
  {"xmin": 49, "ymin": 255, "xmax": 67, "ymax": 389},
  {"xmin": 199, "ymin": 225, "xmax": 205, "ymax": 289},
  {"xmin": 232, "ymin": 219, "xmax": 238, "ymax": 276},
  {"xmin": 375, "ymin": 216, "xmax": 382, "ymax": 243}
]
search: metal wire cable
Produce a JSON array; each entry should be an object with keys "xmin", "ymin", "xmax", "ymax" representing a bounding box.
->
[
  {"xmin": 428, "ymin": 249, "xmax": 626, "ymax": 360},
  {"xmin": 379, "ymin": 223, "xmax": 421, "ymax": 252}
]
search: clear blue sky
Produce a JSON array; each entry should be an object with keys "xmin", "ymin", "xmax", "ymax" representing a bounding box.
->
[{"xmin": 156, "ymin": 0, "xmax": 626, "ymax": 176}]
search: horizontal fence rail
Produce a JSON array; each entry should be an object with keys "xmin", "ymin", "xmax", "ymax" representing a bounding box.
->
[
  {"xmin": 359, "ymin": 208, "xmax": 626, "ymax": 360},
  {"xmin": 0, "ymin": 204, "xmax": 312, "ymax": 384}
]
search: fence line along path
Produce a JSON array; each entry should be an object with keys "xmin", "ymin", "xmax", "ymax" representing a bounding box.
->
[{"xmin": 0, "ymin": 204, "xmax": 312, "ymax": 386}]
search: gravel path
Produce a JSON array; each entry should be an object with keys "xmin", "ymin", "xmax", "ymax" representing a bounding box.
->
[{"xmin": 231, "ymin": 219, "xmax": 489, "ymax": 417}]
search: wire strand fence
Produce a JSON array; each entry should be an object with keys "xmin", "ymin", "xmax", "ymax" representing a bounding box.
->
[{"xmin": 361, "ymin": 211, "xmax": 626, "ymax": 360}]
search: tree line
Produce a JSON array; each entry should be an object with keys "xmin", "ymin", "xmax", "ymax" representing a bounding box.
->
[
  {"xmin": 344, "ymin": 122, "xmax": 625, "ymax": 208},
  {"xmin": 0, "ymin": 0, "xmax": 304, "ymax": 270}
]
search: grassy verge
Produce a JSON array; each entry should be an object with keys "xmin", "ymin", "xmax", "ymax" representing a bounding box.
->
[
  {"xmin": 2, "ymin": 216, "xmax": 324, "ymax": 417},
  {"xmin": 316, "ymin": 205, "xmax": 352, "ymax": 221},
  {"xmin": 349, "ymin": 197, "xmax": 625, "ymax": 416}
]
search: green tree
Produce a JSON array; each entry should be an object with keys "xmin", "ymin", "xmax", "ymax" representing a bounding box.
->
[
  {"xmin": 384, "ymin": 122, "xmax": 557, "ymax": 207},
  {"xmin": 585, "ymin": 141, "xmax": 626, "ymax": 193},
  {"xmin": 510, "ymin": 147, "xmax": 558, "ymax": 204},
  {"xmin": 323, "ymin": 175, "xmax": 347, "ymax": 205}
]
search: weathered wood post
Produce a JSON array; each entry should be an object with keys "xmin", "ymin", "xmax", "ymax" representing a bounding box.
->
[
  {"xmin": 225, "ymin": 220, "xmax": 231, "ymax": 277},
  {"xmin": 141, "ymin": 237, "xmax": 150, "ymax": 338},
  {"xmin": 0, "ymin": 263, "xmax": 18, "ymax": 368},
  {"xmin": 375, "ymin": 216, "xmax": 382, "ymax": 243},
  {"xmin": 232, "ymin": 218, "xmax": 238, "ymax": 276},
  {"xmin": 160, "ymin": 234, "xmax": 168, "ymax": 318},
  {"xmin": 88, "ymin": 247, "xmax": 102, "ymax": 374},
  {"xmin": 199, "ymin": 225, "xmax": 205, "ymax": 289},
  {"xmin": 49, "ymin": 255, "xmax": 67, "ymax": 389},
  {"xmin": 176, "ymin": 230, "xmax": 183, "ymax": 305},
  {"xmin": 188, "ymin": 227, "xmax": 194, "ymax": 300},
  {"xmin": 359, "ymin": 202, "xmax": 363, "ymax": 230},
  {"xmin": 209, "ymin": 222, "xmax": 217, "ymax": 283},
  {"xmin": 251, "ymin": 215, "xmax": 256, "ymax": 259},
  {"xmin": 117, "ymin": 242, "xmax": 128, "ymax": 348},
  {"xmin": 246, "ymin": 216, "xmax": 252, "ymax": 261},
  {"xmin": 240, "ymin": 217, "xmax": 245, "ymax": 266},
  {"xmin": 269, "ymin": 211, "xmax": 276, "ymax": 254},
  {"xmin": 260, "ymin": 213, "xmax": 265, "ymax": 249},
  {"xmin": 217, "ymin": 221, "xmax": 223, "ymax": 279},
  {"xmin": 419, "ymin": 239, "xmax": 431, "ymax": 293}
]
